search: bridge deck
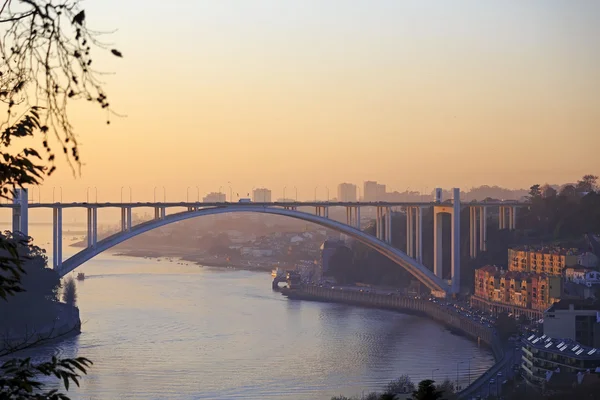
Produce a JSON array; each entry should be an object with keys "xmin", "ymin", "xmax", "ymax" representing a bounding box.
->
[{"xmin": 0, "ymin": 201, "xmax": 526, "ymax": 209}]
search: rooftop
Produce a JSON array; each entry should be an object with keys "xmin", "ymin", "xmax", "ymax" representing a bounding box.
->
[
  {"xmin": 510, "ymin": 245, "xmax": 584, "ymax": 256},
  {"xmin": 524, "ymin": 334, "xmax": 600, "ymax": 360},
  {"xmin": 546, "ymin": 299, "xmax": 600, "ymax": 312}
]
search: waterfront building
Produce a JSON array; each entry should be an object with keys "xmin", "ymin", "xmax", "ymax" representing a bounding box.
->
[
  {"xmin": 508, "ymin": 246, "xmax": 595, "ymax": 276},
  {"xmin": 252, "ymin": 188, "xmax": 272, "ymax": 202},
  {"xmin": 473, "ymin": 265, "xmax": 561, "ymax": 314},
  {"xmin": 203, "ymin": 192, "xmax": 226, "ymax": 202},
  {"xmin": 337, "ymin": 183, "xmax": 357, "ymax": 202},
  {"xmin": 521, "ymin": 333, "xmax": 600, "ymax": 388},
  {"xmin": 544, "ymin": 300, "xmax": 600, "ymax": 348}
]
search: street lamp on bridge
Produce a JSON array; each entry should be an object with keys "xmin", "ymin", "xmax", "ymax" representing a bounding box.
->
[
  {"xmin": 196, "ymin": 186, "xmax": 199, "ymax": 202},
  {"xmin": 52, "ymin": 187, "xmax": 62, "ymax": 203},
  {"xmin": 314, "ymin": 186, "xmax": 318, "ymax": 202},
  {"xmin": 162, "ymin": 186, "xmax": 166, "ymax": 202},
  {"xmin": 432, "ymin": 368, "xmax": 440, "ymax": 381},
  {"xmin": 294, "ymin": 186, "xmax": 298, "ymax": 201},
  {"xmin": 283, "ymin": 186, "xmax": 286, "ymax": 201}
]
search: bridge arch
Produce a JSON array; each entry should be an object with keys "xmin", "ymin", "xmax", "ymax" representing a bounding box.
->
[{"xmin": 58, "ymin": 206, "xmax": 449, "ymax": 293}]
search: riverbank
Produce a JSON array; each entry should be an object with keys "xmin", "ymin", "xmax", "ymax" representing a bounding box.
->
[
  {"xmin": 0, "ymin": 303, "xmax": 81, "ymax": 356},
  {"xmin": 282, "ymin": 285, "xmax": 507, "ymax": 398}
]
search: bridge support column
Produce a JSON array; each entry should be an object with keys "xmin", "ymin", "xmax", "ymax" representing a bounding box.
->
[
  {"xmin": 406, "ymin": 207, "xmax": 412, "ymax": 257},
  {"xmin": 88, "ymin": 208, "xmax": 93, "ymax": 247},
  {"xmin": 480, "ymin": 206, "xmax": 487, "ymax": 252},
  {"xmin": 92, "ymin": 207, "xmax": 98, "ymax": 247},
  {"xmin": 416, "ymin": 207, "xmax": 423, "ymax": 263},
  {"xmin": 154, "ymin": 207, "xmax": 160, "ymax": 220},
  {"xmin": 375, "ymin": 207, "xmax": 381, "ymax": 240},
  {"xmin": 11, "ymin": 188, "xmax": 28, "ymax": 236},
  {"xmin": 433, "ymin": 210, "xmax": 443, "ymax": 278},
  {"xmin": 356, "ymin": 206, "xmax": 361, "ymax": 230},
  {"xmin": 470, "ymin": 207, "xmax": 478, "ymax": 259},
  {"xmin": 433, "ymin": 187, "xmax": 461, "ymax": 294},
  {"xmin": 160, "ymin": 207, "xmax": 166, "ymax": 219},
  {"xmin": 121, "ymin": 207, "xmax": 127, "ymax": 232},
  {"xmin": 127, "ymin": 207, "xmax": 132, "ymax": 231},
  {"xmin": 451, "ymin": 188, "xmax": 461, "ymax": 294},
  {"xmin": 52, "ymin": 207, "xmax": 63, "ymax": 270},
  {"xmin": 386, "ymin": 207, "xmax": 392, "ymax": 244},
  {"xmin": 499, "ymin": 206, "xmax": 505, "ymax": 230},
  {"xmin": 510, "ymin": 206, "xmax": 516, "ymax": 230}
]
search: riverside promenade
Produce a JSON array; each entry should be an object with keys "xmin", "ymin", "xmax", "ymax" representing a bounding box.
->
[{"xmin": 284, "ymin": 285, "xmax": 506, "ymax": 398}]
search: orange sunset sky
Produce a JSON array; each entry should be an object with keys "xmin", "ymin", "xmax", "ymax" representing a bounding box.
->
[{"xmin": 20, "ymin": 0, "xmax": 600, "ymax": 203}]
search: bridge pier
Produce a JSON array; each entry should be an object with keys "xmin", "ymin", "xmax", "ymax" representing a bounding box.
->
[
  {"xmin": 386, "ymin": 207, "xmax": 392, "ymax": 244},
  {"xmin": 88, "ymin": 207, "xmax": 98, "ymax": 247},
  {"xmin": 480, "ymin": 206, "xmax": 487, "ymax": 252},
  {"xmin": 375, "ymin": 206, "xmax": 391, "ymax": 243},
  {"xmin": 11, "ymin": 188, "xmax": 28, "ymax": 236},
  {"xmin": 406, "ymin": 206, "xmax": 413, "ymax": 257},
  {"xmin": 52, "ymin": 206, "xmax": 63, "ymax": 270},
  {"xmin": 416, "ymin": 207, "xmax": 423, "ymax": 263},
  {"xmin": 498, "ymin": 206, "xmax": 516, "ymax": 230},
  {"xmin": 315, "ymin": 206, "xmax": 328, "ymax": 218},
  {"xmin": 433, "ymin": 188, "xmax": 461, "ymax": 294}
]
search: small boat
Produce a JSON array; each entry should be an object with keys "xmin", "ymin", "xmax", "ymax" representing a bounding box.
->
[{"xmin": 76, "ymin": 272, "xmax": 85, "ymax": 281}]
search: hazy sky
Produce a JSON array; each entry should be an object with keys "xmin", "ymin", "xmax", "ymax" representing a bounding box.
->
[{"xmin": 32, "ymin": 0, "xmax": 600, "ymax": 203}]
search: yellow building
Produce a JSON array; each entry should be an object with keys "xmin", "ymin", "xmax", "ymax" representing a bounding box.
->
[{"xmin": 508, "ymin": 246, "xmax": 580, "ymax": 276}]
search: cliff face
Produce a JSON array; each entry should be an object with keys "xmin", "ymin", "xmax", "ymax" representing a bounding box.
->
[{"xmin": 0, "ymin": 303, "xmax": 81, "ymax": 355}]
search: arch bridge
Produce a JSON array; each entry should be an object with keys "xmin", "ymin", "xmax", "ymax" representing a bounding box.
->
[{"xmin": 3, "ymin": 188, "xmax": 527, "ymax": 296}]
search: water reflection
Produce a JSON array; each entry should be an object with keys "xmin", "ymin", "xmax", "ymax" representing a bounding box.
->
[{"xmin": 7, "ymin": 247, "xmax": 494, "ymax": 399}]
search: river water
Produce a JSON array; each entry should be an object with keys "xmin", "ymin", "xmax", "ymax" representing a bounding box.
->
[{"xmin": 11, "ymin": 225, "xmax": 494, "ymax": 399}]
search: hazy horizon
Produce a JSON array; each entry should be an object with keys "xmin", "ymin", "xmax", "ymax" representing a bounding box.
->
[{"xmin": 23, "ymin": 0, "xmax": 600, "ymax": 203}]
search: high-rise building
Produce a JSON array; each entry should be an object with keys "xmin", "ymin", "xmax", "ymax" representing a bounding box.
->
[
  {"xmin": 203, "ymin": 192, "xmax": 226, "ymax": 202},
  {"xmin": 337, "ymin": 183, "xmax": 357, "ymax": 202},
  {"xmin": 252, "ymin": 188, "xmax": 272, "ymax": 202},
  {"xmin": 363, "ymin": 181, "xmax": 386, "ymax": 202}
]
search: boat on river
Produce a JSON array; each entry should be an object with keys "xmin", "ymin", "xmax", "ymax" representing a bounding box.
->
[{"xmin": 76, "ymin": 272, "xmax": 85, "ymax": 281}]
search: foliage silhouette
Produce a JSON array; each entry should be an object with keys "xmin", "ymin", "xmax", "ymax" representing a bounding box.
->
[{"xmin": 1, "ymin": 0, "xmax": 121, "ymax": 397}]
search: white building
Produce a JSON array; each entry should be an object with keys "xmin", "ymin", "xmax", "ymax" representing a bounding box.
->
[
  {"xmin": 252, "ymin": 188, "xmax": 272, "ymax": 202},
  {"xmin": 363, "ymin": 181, "xmax": 386, "ymax": 202},
  {"xmin": 337, "ymin": 183, "xmax": 357, "ymax": 202},
  {"xmin": 566, "ymin": 267, "xmax": 600, "ymax": 286}
]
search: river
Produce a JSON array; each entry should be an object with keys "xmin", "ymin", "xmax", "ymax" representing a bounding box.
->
[{"xmin": 9, "ymin": 225, "xmax": 495, "ymax": 399}]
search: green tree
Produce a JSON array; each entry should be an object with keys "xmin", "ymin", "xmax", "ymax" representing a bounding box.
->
[
  {"xmin": 1, "ymin": 0, "xmax": 122, "ymax": 397},
  {"xmin": 434, "ymin": 379, "xmax": 456, "ymax": 400},
  {"xmin": 559, "ymin": 184, "xmax": 577, "ymax": 199},
  {"xmin": 577, "ymin": 175, "xmax": 598, "ymax": 193},
  {"xmin": 495, "ymin": 312, "xmax": 518, "ymax": 340},
  {"xmin": 384, "ymin": 375, "xmax": 416, "ymax": 396},
  {"xmin": 412, "ymin": 379, "xmax": 445, "ymax": 400},
  {"xmin": 528, "ymin": 184, "xmax": 542, "ymax": 201},
  {"xmin": 61, "ymin": 277, "xmax": 77, "ymax": 307}
]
